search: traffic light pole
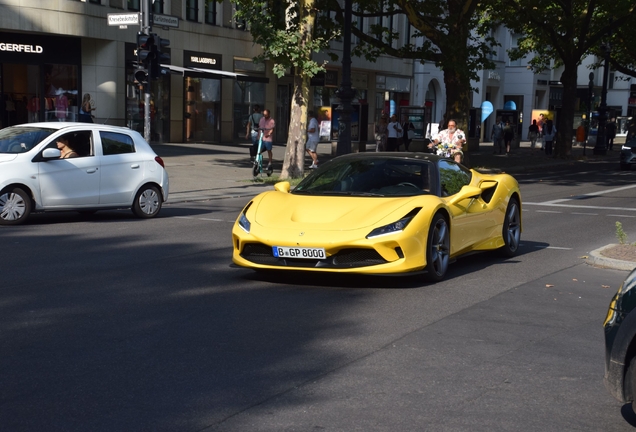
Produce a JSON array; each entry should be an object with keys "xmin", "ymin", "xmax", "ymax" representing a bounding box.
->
[{"xmin": 141, "ymin": 0, "xmax": 152, "ymax": 143}]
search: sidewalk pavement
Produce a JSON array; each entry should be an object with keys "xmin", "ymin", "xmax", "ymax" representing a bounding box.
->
[
  {"xmin": 153, "ymin": 137, "xmax": 634, "ymax": 271},
  {"xmin": 153, "ymin": 137, "xmax": 624, "ymax": 204}
]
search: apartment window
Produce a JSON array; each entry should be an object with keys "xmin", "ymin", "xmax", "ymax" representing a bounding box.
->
[
  {"xmin": 352, "ymin": 7, "xmax": 364, "ymax": 45},
  {"xmin": 128, "ymin": 0, "xmax": 139, "ymax": 11},
  {"xmin": 152, "ymin": 0, "xmax": 164, "ymax": 14},
  {"xmin": 205, "ymin": 0, "xmax": 217, "ymax": 25},
  {"xmin": 186, "ymin": 0, "xmax": 199, "ymax": 22}
]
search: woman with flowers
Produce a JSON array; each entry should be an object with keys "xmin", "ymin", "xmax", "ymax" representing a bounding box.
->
[{"xmin": 428, "ymin": 119, "xmax": 466, "ymax": 163}]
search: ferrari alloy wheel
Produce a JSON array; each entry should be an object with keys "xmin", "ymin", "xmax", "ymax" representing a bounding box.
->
[
  {"xmin": 425, "ymin": 213, "xmax": 450, "ymax": 282},
  {"xmin": 501, "ymin": 197, "xmax": 521, "ymax": 257},
  {"xmin": 132, "ymin": 185, "xmax": 162, "ymax": 218},
  {"xmin": 0, "ymin": 187, "xmax": 32, "ymax": 226}
]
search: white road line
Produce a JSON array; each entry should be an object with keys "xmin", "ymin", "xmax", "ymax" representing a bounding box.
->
[
  {"xmin": 535, "ymin": 210, "xmax": 562, "ymax": 213},
  {"xmin": 199, "ymin": 218, "xmax": 224, "ymax": 221},
  {"xmin": 571, "ymin": 212, "xmax": 598, "ymax": 215},
  {"xmin": 175, "ymin": 216, "xmax": 194, "ymax": 219},
  {"xmin": 608, "ymin": 214, "xmax": 636, "ymax": 218},
  {"xmin": 541, "ymin": 183, "xmax": 636, "ymax": 204},
  {"xmin": 525, "ymin": 202, "xmax": 636, "ymax": 212},
  {"xmin": 541, "ymin": 246, "xmax": 573, "ymax": 250}
]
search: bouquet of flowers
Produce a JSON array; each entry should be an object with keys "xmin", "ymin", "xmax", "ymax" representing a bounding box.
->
[{"xmin": 436, "ymin": 143, "xmax": 454, "ymax": 157}]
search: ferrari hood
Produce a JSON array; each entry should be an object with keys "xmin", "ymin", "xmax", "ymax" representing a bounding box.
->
[{"xmin": 253, "ymin": 191, "xmax": 434, "ymax": 231}]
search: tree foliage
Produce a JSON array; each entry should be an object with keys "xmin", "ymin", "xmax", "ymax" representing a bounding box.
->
[
  {"xmin": 492, "ymin": 0, "xmax": 636, "ymax": 158},
  {"xmin": 322, "ymin": 0, "xmax": 498, "ymax": 133},
  {"xmin": 232, "ymin": 0, "xmax": 340, "ymax": 179}
]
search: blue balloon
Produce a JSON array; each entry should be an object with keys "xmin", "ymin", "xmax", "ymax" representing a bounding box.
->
[
  {"xmin": 481, "ymin": 101, "xmax": 493, "ymax": 123},
  {"xmin": 504, "ymin": 101, "xmax": 517, "ymax": 110}
]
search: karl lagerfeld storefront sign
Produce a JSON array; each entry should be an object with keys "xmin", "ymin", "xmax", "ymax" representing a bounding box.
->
[
  {"xmin": 184, "ymin": 50, "xmax": 222, "ymax": 70},
  {"xmin": 0, "ymin": 43, "xmax": 44, "ymax": 53},
  {"xmin": 0, "ymin": 32, "xmax": 79, "ymax": 64}
]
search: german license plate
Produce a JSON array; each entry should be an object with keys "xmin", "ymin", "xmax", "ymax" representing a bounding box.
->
[{"xmin": 272, "ymin": 246, "xmax": 326, "ymax": 259}]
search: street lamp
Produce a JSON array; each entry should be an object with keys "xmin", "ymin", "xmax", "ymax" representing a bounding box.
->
[
  {"xmin": 336, "ymin": 0, "xmax": 355, "ymax": 155},
  {"xmin": 593, "ymin": 37, "xmax": 611, "ymax": 155}
]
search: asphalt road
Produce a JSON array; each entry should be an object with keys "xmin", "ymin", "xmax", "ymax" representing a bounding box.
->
[{"xmin": 1, "ymin": 160, "xmax": 635, "ymax": 431}]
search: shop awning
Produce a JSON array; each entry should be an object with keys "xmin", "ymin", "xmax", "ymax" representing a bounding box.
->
[{"xmin": 161, "ymin": 64, "xmax": 269, "ymax": 83}]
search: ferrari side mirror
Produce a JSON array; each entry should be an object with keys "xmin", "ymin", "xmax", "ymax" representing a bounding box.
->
[
  {"xmin": 274, "ymin": 181, "xmax": 291, "ymax": 193},
  {"xmin": 447, "ymin": 185, "xmax": 481, "ymax": 206}
]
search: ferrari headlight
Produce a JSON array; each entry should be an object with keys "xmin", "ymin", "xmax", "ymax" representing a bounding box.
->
[
  {"xmin": 237, "ymin": 202, "xmax": 253, "ymax": 233},
  {"xmin": 366, "ymin": 216, "xmax": 414, "ymax": 239},
  {"xmin": 238, "ymin": 213, "xmax": 251, "ymax": 233}
]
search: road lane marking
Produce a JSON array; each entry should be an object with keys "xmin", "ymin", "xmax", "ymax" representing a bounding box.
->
[
  {"xmin": 199, "ymin": 218, "xmax": 224, "ymax": 221},
  {"xmin": 524, "ymin": 202, "xmax": 636, "ymax": 212},
  {"xmin": 535, "ymin": 210, "xmax": 562, "ymax": 213},
  {"xmin": 608, "ymin": 214, "xmax": 636, "ymax": 218},
  {"xmin": 541, "ymin": 184, "xmax": 636, "ymax": 204},
  {"xmin": 571, "ymin": 212, "xmax": 598, "ymax": 215}
]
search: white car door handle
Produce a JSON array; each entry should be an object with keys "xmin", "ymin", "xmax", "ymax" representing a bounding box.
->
[
  {"xmin": 130, "ymin": 164, "xmax": 140, "ymax": 169},
  {"xmin": 86, "ymin": 168, "xmax": 98, "ymax": 173}
]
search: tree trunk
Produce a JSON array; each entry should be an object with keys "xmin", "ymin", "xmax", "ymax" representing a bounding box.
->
[
  {"xmin": 555, "ymin": 63, "xmax": 577, "ymax": 158},
  {"xmin": 442, "ymin": 68, "xmax": 471, "ymax": 137},
  {"xmin": 280, "ymin": 72, "xmax": 309, "ymax": 179},
  {"xmin": 279, "ymin": 0, "xmax": 314, "ymax": 180}
]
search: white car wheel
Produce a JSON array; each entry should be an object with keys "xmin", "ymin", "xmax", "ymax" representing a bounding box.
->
[
  {"xmin": 132, "ymin": 185, "xmax": 162, "ymax": 218},
  {"xmin": 0, "ymin": 187, "xmax": 31, "ymax": 226}
]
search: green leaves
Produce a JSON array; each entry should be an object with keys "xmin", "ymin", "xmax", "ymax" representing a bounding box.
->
[{"xmin": 231, "ymin": 0, "xmax": 337, "ymax": 79}]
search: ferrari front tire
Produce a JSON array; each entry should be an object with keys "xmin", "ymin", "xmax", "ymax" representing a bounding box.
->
[
  {"xmin": 425, "ymin": 213, "xmax": 450, "ymax": 282},
  {"xmin": 500, "ymin": 197, "xmax": 521, "ymax": 257}
]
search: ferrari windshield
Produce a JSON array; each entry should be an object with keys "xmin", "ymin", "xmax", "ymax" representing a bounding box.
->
[
  {"xmin": 294, "ymin": 157, "xmax": 432, "ymax": 197},
  {"xmin": 0, "ymin": 126, "xmax": 56, "ymax": 154}
]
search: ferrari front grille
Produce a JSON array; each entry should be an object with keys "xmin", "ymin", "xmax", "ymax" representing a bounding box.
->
[{"xmin": 240, "ymin": 243, "xmax": 388, "ymax": 268}]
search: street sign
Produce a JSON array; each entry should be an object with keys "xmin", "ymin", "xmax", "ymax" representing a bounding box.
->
[
  {"xmin": 107, "ymin": 13, "xmax": 140, "ymax": 26},
  {"xmin": 152, "ymin": 14, "xmax": 179, "ymax": 28}
]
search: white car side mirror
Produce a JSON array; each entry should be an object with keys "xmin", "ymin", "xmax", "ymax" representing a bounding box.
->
[{"xmin": 42, "ymin": 148, "xmax": 61, "ymax": 159}]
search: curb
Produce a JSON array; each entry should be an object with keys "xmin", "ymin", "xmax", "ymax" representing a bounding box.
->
[{"xmin": 586, "ymin": 245, "xmax": 636, "ymax": 271}]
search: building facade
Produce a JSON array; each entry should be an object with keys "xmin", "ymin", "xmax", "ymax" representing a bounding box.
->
[{"xmin": 1, "ymin": 2, "xmax": 631, "ymax": 145}]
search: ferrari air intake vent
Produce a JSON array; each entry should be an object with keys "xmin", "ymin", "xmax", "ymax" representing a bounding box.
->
[
  {"xmin": 240, "ymin": 244, "xmax": 388, "ymax": 268},
  {"xmin": 332, "ymin": 249, "xmax": 386, "ymax": 266},
  {"xmin": 241, "ymin": 243, "xmax": 279, "ymax": 264}
]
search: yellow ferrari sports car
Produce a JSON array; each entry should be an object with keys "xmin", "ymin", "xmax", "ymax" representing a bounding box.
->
[{"xmin": 232, "ymin": 153, "xmax": 521, "ymax": 281}]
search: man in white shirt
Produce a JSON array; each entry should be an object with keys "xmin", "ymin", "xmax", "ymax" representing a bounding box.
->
[
  {"xmin": 306, "ymin": 110, "xmax": 320, "ymax": 168},
  {"xmin": 387, "ymin": 114, "xmax": 402, "ymax": 151}
]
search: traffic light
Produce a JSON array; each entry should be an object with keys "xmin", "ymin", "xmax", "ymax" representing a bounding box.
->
[
  {"xmin": 136, "ymin": 32, "xmax": 155, "ymax": 70},
  {"xmin": 150, "ymin": 34, "xmax": 170, "ymax": 80},
  {"xmin": 134, "ymin": 67, "xmax": 148, "ymax": 85}
]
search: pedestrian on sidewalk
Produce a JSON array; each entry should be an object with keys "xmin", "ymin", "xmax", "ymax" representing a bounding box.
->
[
  {"xmin": 543, "ymin": 119, "xmax": 556, "ymax": 156},
  {"xmin": 375, "ymin": 114, "xmax": 388, "ymax": 151},
  {"xmin": 306, "ymin": 110, "xmax": 319, "ymax": 168},
  {"xmin": 387, "ymin": 114, "xmax": 403, "ymax": 151},
  {"xmin": 245, "ymin": 104, "xmax": 263, "ymax": 160},
  {"xmin": 576, "ymin": 122, "xmax": 586, "ymax": 146},
  {"xmin": 606, "ymin": 117, "xmax": 617, "ymax": 150},
  {"xmin": 491, "ymin": 117, "xmax": 504, "ymax": 154},
  {"xmin": 258, "ymin": 108, "xmax": 275, "ymax": 172},
  {"xmin": 503, "ymin": 120, "xmax": 514, "ymax": 155},
  {"xmin": 401, "ymin": 116, "xmax": 415, "ymax": 151},
  {"xmin": 528, "ymin": 120, "xmax": 539, "ymax": 149}
]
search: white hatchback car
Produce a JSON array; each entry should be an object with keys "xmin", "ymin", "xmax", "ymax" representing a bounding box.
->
[{"xmin": 0, "ymin": 123, "xmax": 169, "ymax": 225}]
